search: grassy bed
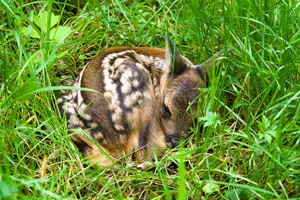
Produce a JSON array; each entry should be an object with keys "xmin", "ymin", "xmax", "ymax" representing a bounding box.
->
[{"xmin": 1, "ymin": 0, "xmax": 299, "ymax": 199}]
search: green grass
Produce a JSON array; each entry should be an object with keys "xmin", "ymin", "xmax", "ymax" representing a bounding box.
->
[{"xmin": 1, "ymin": 0, "xmax": 299, "ymax": 199}]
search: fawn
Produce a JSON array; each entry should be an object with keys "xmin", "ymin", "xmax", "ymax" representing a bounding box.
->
[{"xmin": 58, "ymin": 37, "xmax": 225, "ymax": 166}]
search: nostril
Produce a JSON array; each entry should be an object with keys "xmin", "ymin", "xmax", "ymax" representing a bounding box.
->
[
  {"xmin": 166, "ymin": 135, "xmax": 180, "ymax": 148},
  {"xmin": 171, "ymin": 137, "xmax": 179, "ymax": 145}
]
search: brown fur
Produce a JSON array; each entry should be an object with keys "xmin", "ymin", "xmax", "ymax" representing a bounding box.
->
[
  {"xmin": 160, "ymin": 38, "xmax": 226, "ymax": 147},
  {"xmin": 58, "ymin": 38, "xmax": 226, "ymax": 166},
  {"xmin": 59, "ymin": 47, "xmax": 167, "ymax": 166}
]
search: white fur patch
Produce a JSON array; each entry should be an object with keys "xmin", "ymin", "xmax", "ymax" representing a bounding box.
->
[
  {"xmin": 93, "ymin": 132, "xmax": 104, "ymax": 140},
  {"xmin": 121, "ymin": 84, "xmax": 132, "ymax": 94},
  {"xmin": 78, "ymin": 103, "xmax": 92, "ymax": 121},
  {"xmin": 89, "ymin": 122, "xmax": 98, "ymax": 129},
  {"xmin": 64, "ymin": 102, "xmax": 76, "ymax": 115},
  {"xmin": 133, "ymin": 71, "xmax": 139, "ymax": 78},
  {"xmin": 135, "ymin": 63, "xmax": 145, "ymax": 70},
  {"xmin": 124, "ymin": 91, "xmax": 143, "ymax": 108},
  {"xmin": 132, "ymin": 79, "xmax": 139, "ymax": 88},
  {"xmin": 99, "ymin": 50, "xmax": 164, "ymax": 131},
  {"xmin": 69, "ymin": 115, "xmax": 84, "ymax": 127},
  {"xmin": 115, "ymin": 124, "xmax": 125, "ymax": 131},
  {"xmin": 142, "ymin": 91, "xmax": 152, "ymax": 101}
]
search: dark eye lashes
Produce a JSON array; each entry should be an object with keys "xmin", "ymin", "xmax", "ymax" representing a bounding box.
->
[{"xmin": 162, "ymin": 103, "xmax": 171, "ymax": 119}]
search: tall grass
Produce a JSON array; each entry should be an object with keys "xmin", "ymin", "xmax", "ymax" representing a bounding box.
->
[{"xmin": 0, "ymin": 0, "xmax": 299, "ymax": 199}]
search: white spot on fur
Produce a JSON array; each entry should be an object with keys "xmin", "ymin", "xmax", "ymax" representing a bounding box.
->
[
  {"xmin": 104, "ymin": 91, "xmax": 112, "ymax": 99},
  {"xmin": 109, "ymin": 58, "xmax": 125, "ymax": 80},
  {"xmin": 135, "ymin": 63, "xmax": 144, "ymax": 69},
  {"xmin": 111, "ymin": 112, "xmax": 121, "ymax": 124},
  {"xmin": 103, "ymin": 69, "xmax": 109, "ymax": 79},
  {"xmin": 107, "ymin": 53, "xmax": 117, "ymax": 60},
  {"xmin": 93, "ymin": 132, "xmax": 104, "ymax": 140},
  {"xmin": 89, "ymin": 122, "xmax": 98, "ymax": 129},
  {"xmin": 115, "ymin": 124, "xmax": 125, "ymax": 131},
  {"xmin": 132, "ymin": 79, "xmax": 139, "ymax": 88},
  {"xmin": 142, "ymin": 91, "xmax": 152, "ymax": 100},
  {"xmin": 113, "ymin": 58, "xmax": 124, "ymax": 68},
  {"xmin": 133, "ymin": 71, "xmax": 139, "ymax": 78},
  {"xmin": 105, "ymin": 83, "xmax": 117, "ymax": 94},
  {"xmin": 119, "ymin": 64, "xmax": 126, "ymax": 72},
  {"xmin": 69, "ymin": 115, "xmax": 84, "ymax": 127},
  {"xmin": 133, "ymin": 91, "xmax": 142, "ymax": 99},
  {"xmin": 120, "ymin": 69, "xmax": 133, "ymax": 95},
  {"xmin": 138, "ymin": 99, "xmax": 144, "ymax": 105},
  {"xmin": 111, "ymin": 107, "xmax": 122, "ymax": 125},
  {"xmin": 124, "ymin": 96, "xmax": 133, "ymax": 108},
  {"xmin": 109, "ymin": 95, "xmax": 120, "ymax": 111},
  {"xmin": 121, "ymin": 84, "xmax": 132, "ymax": 94},
  {"xmin": 64, "ymin": 102, "xmax": 76, "ymax": 115},
  {"xmin": 120, "ymin": 69, "xmax": 133, "ymax": 84},
  {"xmin": 78, "ymin": 106, "xmax": 92, "ymax": 121},
  {"xmin": 124, "ymin": 91, "xmax": 142, "ymax": 108},
  {"xmin": 57, "ymin": 98, "xmax": 63, "ymax": 104},
  {"xmin": 62, "ymin": 94, "xmax": 73, "ymax": 101}
]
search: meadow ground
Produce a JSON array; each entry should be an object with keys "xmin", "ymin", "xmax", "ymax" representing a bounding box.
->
[{"xmin": 0, "ymin": 0, "xmax": 299, "ymax": 199}]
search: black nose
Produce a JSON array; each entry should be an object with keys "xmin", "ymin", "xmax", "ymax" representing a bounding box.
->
[{"xmin": 166, "ymin": 134, "xmax": 180, "ymax": 148}]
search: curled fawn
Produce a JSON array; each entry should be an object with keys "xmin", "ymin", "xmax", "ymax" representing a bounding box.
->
[{"xmin": 58, "ymin": 37, "xmax": 225, "ymax": 166}]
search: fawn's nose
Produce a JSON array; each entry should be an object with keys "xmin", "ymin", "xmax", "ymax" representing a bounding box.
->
[{"xmin": 166, "ymin": 134, "xmax": 180, "ymax": 148}]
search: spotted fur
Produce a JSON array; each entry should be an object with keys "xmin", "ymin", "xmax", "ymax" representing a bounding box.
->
[
  {"xmin": 58, "ymin": 39, "xmax": 227, "ymax": 166},
  {"xmin": 59, "ymin": 47, "xmax": 168, "ymax": 166}
]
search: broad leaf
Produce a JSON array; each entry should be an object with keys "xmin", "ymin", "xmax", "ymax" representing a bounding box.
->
[
  {"xmin": 0, "ymin": 181, "xmax": 18, "ymax": 199},
  {"xmin": 21, "ymin": 26, "xmax": 40, "ymax": 39},
  {"xmin": 50, "ymin": 26, "xmax": 72, "ymax": 43},
  {"xmin": 33, "ymin": 11, "xmax": 59, "ymax": 32},
  {"xmin": 203, "ymin": 182, "xmax": 219, "ymax": 194},
  {"xmin": 199, "ymin": 111, "xmax": 220, "ymax": 129}
]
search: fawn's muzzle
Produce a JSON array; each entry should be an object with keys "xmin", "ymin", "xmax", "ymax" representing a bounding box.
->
[{"xmin": 166, "ymin": 134, "xmax": 180, "ymax": 148}]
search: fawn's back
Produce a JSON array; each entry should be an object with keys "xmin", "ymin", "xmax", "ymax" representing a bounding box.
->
[{"xmin": 59, "ymin": 47, "xmax": 168, "ymax": 165}]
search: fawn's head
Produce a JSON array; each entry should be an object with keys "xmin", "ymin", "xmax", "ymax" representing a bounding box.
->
[{"xmin": 159, "ymin": 37, "xmax": 224, "ymax": 147}]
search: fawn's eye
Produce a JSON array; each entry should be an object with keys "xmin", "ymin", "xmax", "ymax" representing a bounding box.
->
[{"xmin": 162, "ymin": 103, "xmax": 171, "ymax": 119}]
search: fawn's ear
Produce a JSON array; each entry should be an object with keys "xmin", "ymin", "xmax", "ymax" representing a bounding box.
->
[
  {"xmin": 194, "ymin": 49, "xmax": 225, "ymax": 74},
  {"xmin": 165, "ymin": 36, "xmax": 188, "ymax": 76},
  {"xmin": 194, "ymin": 48, "xmax": 230, "ymax": 85}
]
